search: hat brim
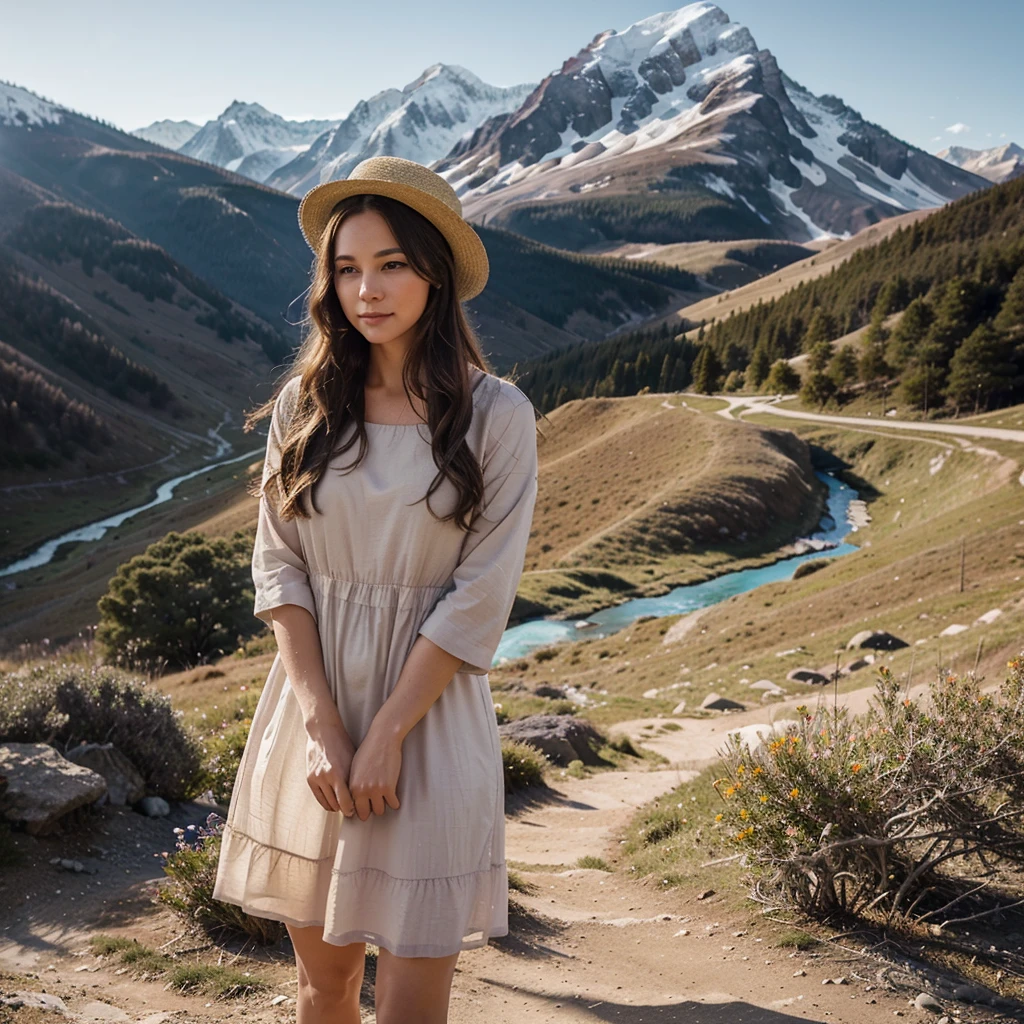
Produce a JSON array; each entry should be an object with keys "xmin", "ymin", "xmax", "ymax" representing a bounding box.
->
[{"xmin": 298, "ymin": 179, "xmax": 489, "ymax": 302}]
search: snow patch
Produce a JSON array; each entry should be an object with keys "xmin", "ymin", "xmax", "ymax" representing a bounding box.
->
[{"xmin": 0, "ymin": 82, "xmax": 63, "ymax": 127}]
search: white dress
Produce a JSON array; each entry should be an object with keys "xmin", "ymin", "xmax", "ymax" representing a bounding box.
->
[{"xmin": 212, "ymin": 365, "xmax": 538, "ymax": 958}]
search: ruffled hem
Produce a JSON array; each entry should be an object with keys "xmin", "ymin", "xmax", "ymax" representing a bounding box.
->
[{"xmin": 212, "ymin": 822, "xmax": 509, "ymax": 959}]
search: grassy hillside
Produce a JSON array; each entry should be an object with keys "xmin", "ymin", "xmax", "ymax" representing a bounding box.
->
[
  {"xmin": 596, "ymin": 238, "xmax": 816, "ymax": 293},
  {"xmin": 490, "ymin": 186, "xmax": 770, "ymax": 252},
  {"xmin": 516, "ymin": 392, "xmax": 826, "ymax": 617},
  {"xmin": 0, "ymin": 215, "xmax": 287, "ymax": 563},
  {"xmin": 489, "ymin": 404, "xmax": 1024, "ymax": 730}
]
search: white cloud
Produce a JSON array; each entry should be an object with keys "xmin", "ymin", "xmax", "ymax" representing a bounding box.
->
[
  {"xmin": 945, "ymin": 122, "xmax": 971, "ymax": 135},
  {"xmin": 931, "ymin": 135, "xmax": 942, "ymax": 142}
]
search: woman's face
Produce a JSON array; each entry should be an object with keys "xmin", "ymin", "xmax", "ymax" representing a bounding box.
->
[{"xmin": 333, "ymin": 209, "xmax": 432, "ymax": 350}]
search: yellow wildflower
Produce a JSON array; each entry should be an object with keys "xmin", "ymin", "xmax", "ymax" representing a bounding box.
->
[{"xmin": 789, "ymin": 787, "xmax": 800, "ymax": 799}]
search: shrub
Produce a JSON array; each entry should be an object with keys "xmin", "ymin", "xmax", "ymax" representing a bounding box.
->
[
  {"xmin": 0, "ymin": 661, "xmax": 205, "ymax": 800},
  {"xmin": 793, "ymin": 558, "xmax": 830, "ymax": 580},
  {"xmin": 96, "ymin": 530, "xmax": 256, "ymax": 673},
  {"xmin": 193, "ymin": 689, "xmax": 260, "ymax": 805},
  {"xmin": 502, "ymin": 739, "xmax": 548, "ymax": 793},
  {"xmin": 158, "ymin": 813, "xmax": 285, "ymax": 945},
  {"xmin": 715, "ymin": 659, "xmax": 1024, "ymax": 924}
]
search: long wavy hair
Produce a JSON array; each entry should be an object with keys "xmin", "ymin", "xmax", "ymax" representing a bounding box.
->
[{"xmin": 244, "ymin": 192, "xmax": 526, "ymax": 532}]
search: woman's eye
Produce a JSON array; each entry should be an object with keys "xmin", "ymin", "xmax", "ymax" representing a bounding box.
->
[{"xmin": 384, "ymin": 260, "xmax": 406, "ymax": 270}]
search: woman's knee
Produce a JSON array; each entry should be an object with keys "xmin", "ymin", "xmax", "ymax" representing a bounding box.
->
[
  {"xmin": 287, "ymin": 924, "xmax": 366, "ymax": 997},
  {"xmin": 374, "ymin": 948, "xmax": 459, "ymax": 1022}
]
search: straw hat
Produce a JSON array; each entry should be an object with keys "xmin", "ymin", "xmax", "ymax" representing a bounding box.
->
[{"xmin": 297, "ymin": 156, "xmax": 490, "ymax": 301}]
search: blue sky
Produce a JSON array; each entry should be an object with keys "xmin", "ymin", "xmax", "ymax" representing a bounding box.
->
[{"xmin": 3, "ymin": 0, "xmax": 1019, "ymax": 155}]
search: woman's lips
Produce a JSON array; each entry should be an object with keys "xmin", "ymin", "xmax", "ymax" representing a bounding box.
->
[{"xmin": 359, "ymin": 313, "xmax": 391, "ymax": 321}]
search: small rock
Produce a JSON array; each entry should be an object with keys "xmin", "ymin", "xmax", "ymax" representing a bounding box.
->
[
  {"xmin": 696, "ymin": 889, "xmax": 715, "ymax": 900},
  {"xmin": 939, "ymin": 624, "xmax": 969, "ymax": 637},
  {"xmin": 786, "ymin": 668, "xmax": 831, "ymax": 685},
  {"xmin": 270, "ymin": 995, "xmax": 289, "ymax": 1006},
  {"xmin": 139, "ymin": 796, "xmax": 171, "ymax": 817},
  {"xmin": 700, "ymin": 693, "xmax": 745, "ymax": 712},
  {"xmin": 671, "ymin": 700, "xmax": 687, "ymax": 715},
  {"xmin": 1, "ymin": 991, "xmax": 70, "ymax": 1013},
  {"xmin": 794, "ymin": 969, "xmax": 806, "ymax": 977},
  {"xmin": 914, "ymin": 993, "xmax": 943, "ymax": 1013}
]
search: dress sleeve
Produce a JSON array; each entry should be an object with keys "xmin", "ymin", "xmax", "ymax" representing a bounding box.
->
[
  {"xmin": 251, "ymin": 384, "xmax": 319, "ymax": 628},
  {"xmin": 416, "ymin": 393, "xmax": 538, "ymax": 675}
]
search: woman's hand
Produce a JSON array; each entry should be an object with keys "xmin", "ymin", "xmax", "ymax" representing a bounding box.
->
[
  {"xmin": 305, "ymin": 720, "xmax": 358, "ymax": 817},
  {"xmin": 348, "ymin": 723, "xmax": 403, "ymax": 821}
]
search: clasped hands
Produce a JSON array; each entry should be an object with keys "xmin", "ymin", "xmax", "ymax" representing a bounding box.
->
[{"xmin": 305, "ymin": 717, "xmax": 402, "ymax": 821}]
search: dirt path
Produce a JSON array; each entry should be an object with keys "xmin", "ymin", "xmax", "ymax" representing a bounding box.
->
[
  {"xmin": 447, "ymin": 761, "xmax": 916, "ymax": 1023},
  {"xmin": 0, "ymin": 678, "xmax": 1000, "ymax": 1022}
]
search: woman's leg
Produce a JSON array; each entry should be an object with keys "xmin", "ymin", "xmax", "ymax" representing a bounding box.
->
[
  {"xmin": 286, "ymin": 922, "xmax": 367, "ymax": 1024},
  {"xmin": 374, "ymin": 947, "xmax": 461, "ymax": 1024}
]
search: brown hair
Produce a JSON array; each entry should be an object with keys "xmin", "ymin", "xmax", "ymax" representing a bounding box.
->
[{"xmin": 244, "ymin": 193, "xmax": 517, "ymax": 532}]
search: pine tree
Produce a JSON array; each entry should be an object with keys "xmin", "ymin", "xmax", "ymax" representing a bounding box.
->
[
  {"xmin": 828, "ymin": 345, "xmax": 859, "ymax": 388},
  {"xmin": 691, "ymin": 345, "xmax": 721, "ymax": 394},
  {"xmin": 995, "ymin": 264, "xmax": 1024, "ymax": 341},
  {"xmin": 886, "ymin": 296, "xmax": 934, "ymax": 369},
  {"xmin": 802, "ymin": 307, "xmax": 836, "ymax": 353},
  {"xmin": 946, "ymin": 323, "xmax": 1015, "ymax": 413},
  {"xmin": 808, "ymin": 339, "xmax": 834, "ymax": 373},
  {"xmin": 764, "ymin": 360, "xmax": 801, "ymax": 394},
  {"xmin": 747, "ymin": 343, "xmax": 772, "ymax": 389}
]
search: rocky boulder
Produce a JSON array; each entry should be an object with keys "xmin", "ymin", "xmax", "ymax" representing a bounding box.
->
[
  {"xmin": 498, "ymin": 714, "xmax": 606, "ymax": 766},
  {"xmin": 787, "ymin": 668, "xmax": 831, "ymax": 685},
  {"xmin": 846, "ymin": 630, "xmax": 908, "ymax": 651},
  {"xmin": 64, "ymin": 742, "xmax": 145, "ymax": 806},
  {"xmin": 0, "ymin": 743, "xmax": 107, "ymax": 835},
  {"xmin": 701, "ymin": 693, "xmax": 745, "ymax": 712},
  {"xmin": 533, "ymin": 684, "xmax": 567, "ymax": 699}
]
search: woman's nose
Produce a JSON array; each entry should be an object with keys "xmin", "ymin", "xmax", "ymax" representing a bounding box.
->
[{"xmin": 359, "ymin": 273, "xmax": 383, "ymax": 300}]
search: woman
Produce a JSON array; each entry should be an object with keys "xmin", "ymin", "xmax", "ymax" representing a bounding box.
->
[{"xmin": 212, "ymin": 156, "xmax": 539, "ymax": 1024}]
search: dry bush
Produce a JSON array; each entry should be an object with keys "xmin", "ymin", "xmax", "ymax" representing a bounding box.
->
[{"xmin": 716, "ymin": 657, "xmax": 1024, "ymax": 925}]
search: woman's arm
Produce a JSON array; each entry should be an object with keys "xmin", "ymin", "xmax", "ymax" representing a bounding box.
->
[
  {"xmin": 269, "ymin": 603, "xmax": 348, "ymax": 739},
  {"xmin": 269, "ymin": 604, "xmax": 358, "ymax": 818},
  {"xmin": 251, "ymin": 380, "xmax": 357, "ymax": 815}
]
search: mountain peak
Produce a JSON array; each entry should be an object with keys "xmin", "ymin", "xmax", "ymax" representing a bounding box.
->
[
  {"xmin": 401, "ymin": 62, "xmax": 483, "ymax": 95},
  {"xmin": 220, "ymin": 99, "xmax": 275, "ymax": 120}
]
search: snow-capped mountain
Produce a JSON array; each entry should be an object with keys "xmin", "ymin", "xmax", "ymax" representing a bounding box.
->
[
  {"xmin": 173, "ymin": 101, "xmax": 339, "ymax": 182},
  {"xmin": 1, "ymin": 81, "xmax": 64, "ymax": 127},
  {"xmin": 266, "ymin": 64, "xmax": 536, "ymax": 195},
  {"xmin": 937, "ymin": 142, "xmax": 1024, "ymax": 185},
  {"xmin": 132, "ymin": 118, "xmax": 201, "ymax": 151},
  {"xmin": 435, "ymin": 2, "xmax": 989, "ymax": 245}
]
